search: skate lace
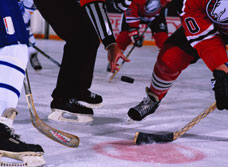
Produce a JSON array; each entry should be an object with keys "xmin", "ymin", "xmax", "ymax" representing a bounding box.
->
[
  {"xmin": 69, "ymin": 98, "xmax": 86, "ymax": 108},
  {"xmin": 5, "ymin": 126, "xmax": 22, "ymax": 142},
  {"xmin": 140, "ymin": 97, "xmax": 151, "ymax": 105},
  {"xmin": 136, "ymin": 97, "xmax": 156, "ymax": 117},
  {"xmin": 90, "ymin": 93, "xmax": 96, "ymax": 98}
]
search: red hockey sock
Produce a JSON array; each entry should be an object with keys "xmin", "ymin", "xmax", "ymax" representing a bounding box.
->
[{"xmin": 150, "ymin": 44, "xmax": 194, "ymax": 100}]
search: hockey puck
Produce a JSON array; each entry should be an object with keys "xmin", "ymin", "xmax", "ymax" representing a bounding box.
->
[{"xmin": 121, "ymin": 76, "xmax": 134, "ymax": 83}]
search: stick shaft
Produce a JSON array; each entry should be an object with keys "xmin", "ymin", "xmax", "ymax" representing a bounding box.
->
[
  {"xmin": 23, "ymin": 70, "xmax": 80, "ymax": 147},
  {"xmin": 173, "ymin": 102, "xmax": 216, "ymax": 140},
  {"xmin": 32, "ymin": 44, "xmax": 61, "ymax": 67}
]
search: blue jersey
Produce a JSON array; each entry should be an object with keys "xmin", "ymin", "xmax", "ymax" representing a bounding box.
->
[{"xmin": 0, "ymin": 0, "xmax": 29, "ymax": 48}]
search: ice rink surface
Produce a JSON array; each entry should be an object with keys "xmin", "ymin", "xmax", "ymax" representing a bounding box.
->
[{"xmin": 10, "ymin": 39, "xmax": 228, "ymax": 166}]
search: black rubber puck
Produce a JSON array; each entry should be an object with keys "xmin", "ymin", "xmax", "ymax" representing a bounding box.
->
[{"xmin": 121, "ymin": 76, "xmax": 134, "ymax": 83}]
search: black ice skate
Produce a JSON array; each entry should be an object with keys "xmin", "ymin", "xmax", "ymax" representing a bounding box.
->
[
  {"xmin": 48, "ymin": 97, "xmax": 95, "ymax": 123},
  {"xmin": 128, "ymin": 87, "xmax": 160, "ymax": 121},
  {"xmin": 0, "ymin": 123, "xmax": 45, "ymax": 167},
  {"xmin": 76, "ymin": 90, "xmax": 103, "ymax": 109},
  {"xmin": 30, "ymin": 52, "xmax": 42, "ymax": 71}
]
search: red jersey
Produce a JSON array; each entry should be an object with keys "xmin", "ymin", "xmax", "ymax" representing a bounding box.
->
[
  {"xmin": 80, "ymin": 0, "xmax": 105, "ymax": 6},
  {"xmin": 180, "ymin": 0, "xmax": 228, "ymax": 47},
  {"xmin": 180, "ymin": 0, "xmax": 228, "ymax": 70}
]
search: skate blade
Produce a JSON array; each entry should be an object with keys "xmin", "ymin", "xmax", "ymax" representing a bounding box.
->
[
  {"xmin": 48, "ymin": 109, "xmax": 93, "ymax": 124},
  {"xmin": 125, "ymin": 118, "xmax": 136, "ymax": 125},
  {"xmin": 0, "ymin": 151, "xmax": 45, "ymax": 167}
]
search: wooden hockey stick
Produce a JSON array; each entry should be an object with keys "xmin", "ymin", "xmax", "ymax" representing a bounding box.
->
[
  {"xmin": 134, "ymin": 101, "xmax": 216, "ymax": 145},
  {"xmin": 23, "ymin": 70, "xmax": 80, "ymax": 147},
  {"xmin": 31, "ymin": 43, "xmax": 61, "ymax": 67},
  {"xmin": 108, "ymin": 22, "xmax": 152, "ymax": 82}
]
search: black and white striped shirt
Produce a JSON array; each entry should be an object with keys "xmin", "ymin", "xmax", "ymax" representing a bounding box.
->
[{"xmin": 83, "ymin": 0, "xmax": 132, "ymax": 48}]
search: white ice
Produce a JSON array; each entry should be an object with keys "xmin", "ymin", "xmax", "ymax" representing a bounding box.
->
[{"xmin": 11, "ymin": 39, "xmax": 228, "ymax": 167}]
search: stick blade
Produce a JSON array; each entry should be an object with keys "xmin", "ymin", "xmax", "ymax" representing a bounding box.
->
[
  {"xmin": 32, "ymin": 116, "xmax": 80, "ymax": 148},
  {"xmin": 134, "ymin": 132, "xmax": 174, "ymax": 145}
]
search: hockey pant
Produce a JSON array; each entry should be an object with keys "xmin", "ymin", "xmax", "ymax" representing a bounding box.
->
[
  {"xmin": 193, "ymin": 36, "xmax": 228, "ymax": 71},
  {"xmin": 0, "ymin": 44, "xmax": 28, "ymax": 115}
]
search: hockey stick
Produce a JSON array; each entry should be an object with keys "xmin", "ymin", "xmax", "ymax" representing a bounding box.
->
[
  {"xmin": 108, "ymin": 22, "xmax": 152, "ymax": 82},
  {"xmin": 31, "ymin": 43, "xmax": 61, "ymax": 67},
  {"xmin": 134, "ymin": 101, "xmax": 216, "ymax": 145},
  {"xmin": 23, "ymin": 70, "xmax": 80, "ymax": 147}
]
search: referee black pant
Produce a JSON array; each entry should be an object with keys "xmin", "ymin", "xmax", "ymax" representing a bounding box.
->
[{"xmin": 34, "ymin": 0, "xmax": 100, "ymax": 99}]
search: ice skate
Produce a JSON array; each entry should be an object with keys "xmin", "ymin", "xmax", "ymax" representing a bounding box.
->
[
  {"xmin": 76, "ymin": 90, "xmax": 103, "ymax": 109},
  {"xmin": 29, "ymin": 52, "xmax": 42, "ymax": 71},
  {"xmin": 128, "ymin": 87, "xmax": 160, "ymax": 121},
  {"xmin": 49, "ymin": 98, "xmax": 94, "ymax": 123},
  {"xmin": 0, "ymin": 123, "xmax": 45, "ymax": 167}
]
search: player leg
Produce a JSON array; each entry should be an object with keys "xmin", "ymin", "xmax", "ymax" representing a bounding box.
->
[
  {"xmin": 0, "ymin": 43, "xmax": 45, "ymax": 167},
  {"xmin": 28, "ymin": 33, "xmax": 43, "ymax": 71},
  {"xmin": 150, "ymin": 8, "xmax": 169, "ymax": 49},
  {"xmin": 116, "ymin": 32, "xmax": 132, "ymax": 51},
  {"xmin": 128, "ymin": 27, "xmax": 197, "ymax": 121},
  {"xmin": 197, "ymin": 36, "xmax": 228, "ymax": 110},
  {"xmin": 116, "ymin": 14, "xmax": 132, "ymax": 51},
  {"xmin": 0, "ymin": 1, "xmax": 45, "ymax": 165},
  {"xmin": 34, "ymin": 0, "xmax": 101, "ymax": 123},
  {"xmin": 19, "ymin": 0, "xmax": 42, "ymax": 71},
  {"xmin": 0, "ymin": 42, "xmax": 45, "ymax": 167}
]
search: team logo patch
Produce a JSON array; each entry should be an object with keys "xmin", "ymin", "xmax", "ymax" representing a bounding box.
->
[
  {"xmin": 206, "ymin": 0, "xmax": 228, "ymax": 25},
  {"xmin": 3, "ymin": 16, "xmax": 15, "ymax": 35},
  {"xmin": 144, "ymin": 0, "xmax": 161, "ymax": 15}
]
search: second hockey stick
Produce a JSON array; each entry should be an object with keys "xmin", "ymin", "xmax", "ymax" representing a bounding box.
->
[
  {"xmin": 23, "ymin": 70, "xmax": 80, "ymax": 148},
  {"xmin": 31, "ymin": 44, "xmax": 61, "ymax": 67},
  {"xmin": 134, "ymin": 102, "xmax": 216, "ymax": 145},
  {"xmin": 108, "ymin": 22, "xmax": 152, "ymax": 82}
]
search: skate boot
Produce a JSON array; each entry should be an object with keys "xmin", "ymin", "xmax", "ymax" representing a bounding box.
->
[
  {"xmin": 128, "ymin": 87, "xmax": 160, "ymax": 121},
  {"xmin": 29, "ymin": 52, "xmax": 42, "ymax": 71},
  {"xmin": 76, "ymin": 90, "xmax": 103, "ymax": 108},
  {"xmin": 0, "ymin": 122, "xmax": 45, "ymax": 167},
  {"xmin": 49, "ymin": 97, "xmax": 94, "ymax": 123}
]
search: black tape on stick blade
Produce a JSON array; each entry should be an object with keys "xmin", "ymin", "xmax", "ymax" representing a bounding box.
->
[{"xmin": 121, "ymin": 76, "xmax": 134, "ymax": 83}]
